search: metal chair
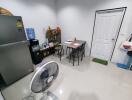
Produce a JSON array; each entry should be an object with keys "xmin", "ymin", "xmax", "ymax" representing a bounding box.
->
[
  {"xmin": 80, "ymin": 42, "xmax": 86, "ymax": 61},
  {"xmin": 69, "ymin": 42, "xmax": 86, "ymax": 66},
  {"xmin": 54, "ymin": 44, "xmax": 64, "ymax": 61},
  {"xmin": 69, "ymin": 48, "xmax": 80, "ymax": 66}
]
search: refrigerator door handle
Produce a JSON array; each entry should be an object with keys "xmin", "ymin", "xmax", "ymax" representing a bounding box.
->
[{"xmin": 0, "ymin": 41, "xmax": 29, "ymax": 47}]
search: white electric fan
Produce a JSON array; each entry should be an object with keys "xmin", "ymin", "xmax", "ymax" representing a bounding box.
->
[{"xmin": 22, "ymin": 61, "xmax": 59, "ymax": 100}]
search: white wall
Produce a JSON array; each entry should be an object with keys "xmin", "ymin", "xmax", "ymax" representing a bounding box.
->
[
  {"xmin": 0, "ymin": 0, "xmax": 132, "ymax": 64},
  {"xmin": 56, "ymin": 0, "xmax": 132, "ymax": 64},
  {"xmin": 0, "ymin": 0, "xmax": 57, "ymax": 45},
  {"xmin": 0, "ymin": 92, "xmax": 4, "ymax": 100}
]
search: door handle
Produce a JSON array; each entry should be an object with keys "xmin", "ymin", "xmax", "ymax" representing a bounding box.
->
[{"xmin": 112, "ymin": 38, "xmax": 115, "ymax": 41}]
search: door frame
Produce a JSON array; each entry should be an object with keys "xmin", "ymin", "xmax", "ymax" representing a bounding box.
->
[{"xmin": 90, "ymin": 7, "xmax": 127, "ymax": 61}]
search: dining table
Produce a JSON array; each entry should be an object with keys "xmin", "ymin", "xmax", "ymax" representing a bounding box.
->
[
  {"xmin": 63, "ymin": 40, "xmax": 86, "ymax": 66},
  {"xmin": 64, "ymin": 40, "xmax": 86, "ymax": 49}
]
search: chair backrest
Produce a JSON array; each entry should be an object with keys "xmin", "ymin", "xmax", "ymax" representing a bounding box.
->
[
  {"xmin": 79, "ymin": 42, "xmax": 86, "ymax": 52},
  {"xmin": 70, "ymin": 41, "xmax": 86, "ymax": 55},
  {"xmin": 82, "ymin": 42, "xmax": 86, "ymax": 51}
]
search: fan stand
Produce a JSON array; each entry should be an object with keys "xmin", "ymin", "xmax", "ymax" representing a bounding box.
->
[
  {"xmin": 22, "ymin": 91, "xmax": 59, "ymax": 100},
  {"xmin": 40, "ymin": 91, "xmax": 59, "ymax": 100},
  {"xmin": 22, "ymin": 92, "xmax": 35, "ymax": 100}
]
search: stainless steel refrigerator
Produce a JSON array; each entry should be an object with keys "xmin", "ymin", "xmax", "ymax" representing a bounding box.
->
[{"xmin": 0, "ymin": 15, "xmax": 34, "ymax": 87}]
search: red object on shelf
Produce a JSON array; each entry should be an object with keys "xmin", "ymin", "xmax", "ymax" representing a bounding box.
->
[{"xmin": 123, "ymin": 45, "xmax": 131, "ymax": 49}]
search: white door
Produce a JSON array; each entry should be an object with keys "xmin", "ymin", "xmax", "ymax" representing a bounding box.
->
[{"xmin": 91, "ymin": 8, "xmax": 126, "ymax": 61}]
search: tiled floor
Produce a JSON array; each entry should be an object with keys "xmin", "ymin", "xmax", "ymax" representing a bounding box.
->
[{"xmin": 1, "ymin": 56, "xmax": 132, "ymax": 100}]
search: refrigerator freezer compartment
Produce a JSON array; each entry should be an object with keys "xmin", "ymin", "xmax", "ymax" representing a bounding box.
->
[{"xmin": 0, "ymin": 15, "xmax": 26, "ymax": 45}]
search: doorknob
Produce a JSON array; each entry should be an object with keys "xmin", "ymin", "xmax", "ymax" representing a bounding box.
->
[{"xmin": 112, "ymin": 38, "xmax": 115, "ymax": 41}]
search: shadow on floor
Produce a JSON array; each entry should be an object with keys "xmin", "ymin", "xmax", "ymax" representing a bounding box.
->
[{"xmin": 68, "ymin": 91, "xmax": 99, "ymax": 100}]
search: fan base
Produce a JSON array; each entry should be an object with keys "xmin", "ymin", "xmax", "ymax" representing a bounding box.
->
[
  {"xmin": 40, "ymin": 91, "xmax": 58, "ymax": 100},
  {"xmin": 22, "ymin": 91, "xmax": 59, "ymax": 100}
]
